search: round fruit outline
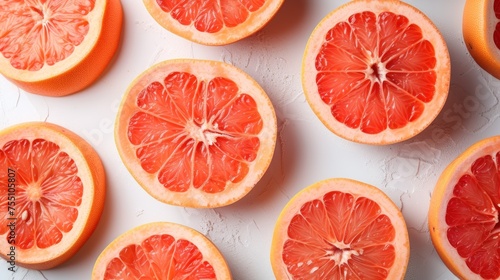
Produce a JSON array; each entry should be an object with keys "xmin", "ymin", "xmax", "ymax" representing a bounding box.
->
[
  {"xmin": 143, "ymin": 0, "xmax": 285, "ymax": 45},
  {"xmin": 271, "ymin": 178, "xmax": 410, "ymax": 279},
  {"xmin": 429, "ymin": 136, "xmax": 500, "ymax": 279},
  {"xmin": 115, "ymin": 59, "xmax": 277, "ymax": 208},
  {"xmin": 463, "ymin": 0, "xmax": 500, "ymax": 79},
  {"xmin": 302, "ymin": 0, "xmax": 450, "ymax": 145},
  {"xmin": 92, "ymin": 222, "xmax": 232, "ymax": 279},
  {"xmin": 0, "ymin": 0, "xmax": 123, "ymax": 96},
  {"xmin": 0, "ymin": 122, "xmax": 106, "ymax": 269}
]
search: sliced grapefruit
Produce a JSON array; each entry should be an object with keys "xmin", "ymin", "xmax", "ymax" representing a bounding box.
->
[
  {"xmin": 92, "ymin": 222, "xmax": 232, "ymax": 279},
  {"xmin": 429, "ymin": 136, "xmax": 500, "ymax": 279},
  {"xmin": 463, "ymin": 0, "xmax": 500, "ymax": 79},
  {"xmin": 0, "ymin": 122, "xmax": 105, "ymax": 269},
  {"xmin": 115, "ymin": 59, "xmax": 277, "ymax": 208},
  {"xmin": 271, "ymin": 178, "xmax": 410, "ymax": 279},
  {"xmin": 302, "ymin": 0, "xmax": 450, "ymax": 144},
  {"xmin": 143, "ymin": 0, "xmax": 284, "ymax": 45},
  {"xmin": 0, "ymin": 0, "xmax": 123, "ymax": 96}
]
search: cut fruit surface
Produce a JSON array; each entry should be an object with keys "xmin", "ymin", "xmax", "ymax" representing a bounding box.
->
[
  {"xmin": 0, "ymin": 122, "xmax": 105, "ymax": 269},
  {"xmin": 463, "ymin": 0, "xmax": 500, "ymax": 79},
  {"xmin": 302, "ymin": 0, "xmax": 450, "ymax": 144},
  {"xmin": 429, "ymin": 136, "xmax": 500, "ymax": 279},
  {"xmin": 271, "ymin": 178, "xmax": 410, "ymax": 279},
  {"xmin": 115, "ymin": 59, "xmax": 277, "ymax": 208},
  {"xmin": 0, "ymin": 0, "xmax": 123, "ymax": 96},
  {"xmin": 143, "ymin": 0, "xmax": 284, "ymax": 45},
  {"xmin": 91, "ymin": 222, "xmax": 232, "ymax": 279}
]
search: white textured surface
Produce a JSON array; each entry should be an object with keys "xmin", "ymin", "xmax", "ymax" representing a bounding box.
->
[{"xmin": 0, "ymin": 0, "xmax": 496, "ymax": 279}]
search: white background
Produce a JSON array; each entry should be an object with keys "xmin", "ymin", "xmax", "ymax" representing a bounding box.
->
[{"xmin": 0, "ymin": 0, "xmax": 496, "ymax": 279}]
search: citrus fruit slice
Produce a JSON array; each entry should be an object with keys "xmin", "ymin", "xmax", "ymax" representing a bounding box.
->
[
  {"xmin": 142, "ymin": 0, "xmax": 284, "ymax": 45},
  {"xmin": 91, "ymin": 222, "xmax": 232, "ymax": 279},
  {"xmin": 0, "ymin": 122, "xmax": 105, "ymax": 269},
  {"xmin": 302, "ymin": 0, "xmax": 450, "ymax": 145},
  {"xmin": 0, "ymin": 0, "xmax": 123, "ymax": 96},
  {"xmin": 429, "ymin": 136, "xmax": 500, "ymax": 279},
  {"xmin": 463, "ymin": 0, "xmax": 500, "ymax": 79},
  {"xmin": 115, "ymin": 59, "xmax": 277, "ymax": 208},
  {"xmin": 271, "ymin": 178, "xmax": 410, "ymax": 279}
]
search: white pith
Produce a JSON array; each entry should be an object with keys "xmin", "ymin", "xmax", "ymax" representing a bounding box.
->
[
  {"xmin": 0, "ymin": 124, "xmax": 97, "ymax": 265},
  {"xmin": 302, "ymin": 0, "xmax": 450, "ymax": 144},
  {"xmin": 0, "ymin": 0, "xmax": 107, "ymax": 81},
  {"xmin": 91, "ymin": 222, "xmax": 231, "ymax": 279},
  {"xmin": 430, "ymin": 136, "xmax": 500, "ymax": 280},
  {"xmin": 143, "ymin": 0, "xmax": 284, "ymax": 45},
  {"xmin": 116, "ymin": 59, "xmax": 277, "ymax": 208},
  {"xmin": 271, "ymin": 178, "xmax": 410, "ymax": 280},
  {"xmin": 186, "ymin": 118, "xmax": 228, "ymax": 146}
]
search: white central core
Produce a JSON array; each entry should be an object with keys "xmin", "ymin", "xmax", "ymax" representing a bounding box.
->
[
  {"xmin": 186, "ymin": 120, "xmax": 224, "ymax": 145},
  {"xmin": 326, "ymin": 242, "xmax": 362, "ymax": 266},
  {"xmin": 366, "ymin": 56, "xmax": 387, "ymax": 83},
  {"xmin": 31, "ymin": 5, "xmax": 51, "ymax": 26}
]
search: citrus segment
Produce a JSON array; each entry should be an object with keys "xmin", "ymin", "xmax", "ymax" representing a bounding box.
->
[
  {"xmin": 143, "ymin": 0, "xmax": 284, "ymax": 45},
  {"xmin": 271, "ymin": 178, "xmax": 409, "ymax": 279},
  {"xmin": 302, "ymin": 0, "xmax": 450, "ymax": 144},
  {"xmin": 115, "ymin": 59, "xmax": 277, "ymax": 208},
  {"xmin": 156, "ymin": 0, "xmax": 265, "ymax": 33},
  {"xmin": 0, "ymin": 0, "xmax": 123, "ymax": 96},
  {"xmin": 429, "ymin": 136, "xmax": 500, "ymax": 279},
  {"xmin": 1, "ymin": 0, "xmax": 92, "ymax": 71},
  {"xmin": 91, "ymin": 222, "xmax": 232, "ymax": 279},
  {"xmin": 1, "ymin": 139, "xmax": 82, "ymax": 249},
  {"xmin": 463, "ymin": 0, "xmax": 500, "ymax": 79},
  {"xmin": 0, "ymin": 122, "xmax": 105, "ymax": 269}
]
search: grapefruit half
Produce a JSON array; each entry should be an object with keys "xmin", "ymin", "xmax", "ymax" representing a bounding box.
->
[
  {"xmin": 0, "ymin": 122, "xmax": 105, "ymax": 269},
  {"xmin": 302, "ymin": 0, "xmax": 450, "ymax": 144},
  {"xmin": 92, "ymin": 222, "xmax": 232, "ymax": 279},
  {"xmin": 0, "ymin": 0, "xmax": 123, "ymax": 96},
  {"xmin": 115, "ymin": 59, "xmax": 277, "ymax": 208},
  {"xmin": 143, "ymin": 0, "xmax": 285, "ymax": 45},
  {"xmin": 429, "ymin": 136, "xmax": 500, "ymax": 279},
  {"xmin": 271, "ymin": 178, "xmax": 410, "ymax": 279},
  {"xmin": 463, "ymin": 0, "xmax": 500, "ymax": 79}
]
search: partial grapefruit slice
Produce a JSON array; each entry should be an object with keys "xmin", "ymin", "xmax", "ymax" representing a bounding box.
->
[
  {"xmin": 302, "ymin": 0, "xmax": 450, "ymax": 144},
  {"xmin": 143, "ymin": 0, "xmax": 284, "ymax": 45},
  {"xmin": 0, "ymin": 122, "xmax": 105, "ymax": 269},
  {"xmin": 271, "ymin": 178, "xmax": 410, "ymax": 279},
  {"xmin": 115, "ymin": 59, "xmax": 277, "ymax": 208},
  {"xmin": 463, "ymin": 0, "xmax": 500, "ymax": 79},
  {"xmin": 92, "ymin": 222, "xmax": 232, "ymax": 279},
  {"xmin": 0, "ymin": 0, "xmax": 123, "ymax": 96},
  {"xmin": 429, "ymin": 136, "xmax": 500, "ymax": 279}
]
